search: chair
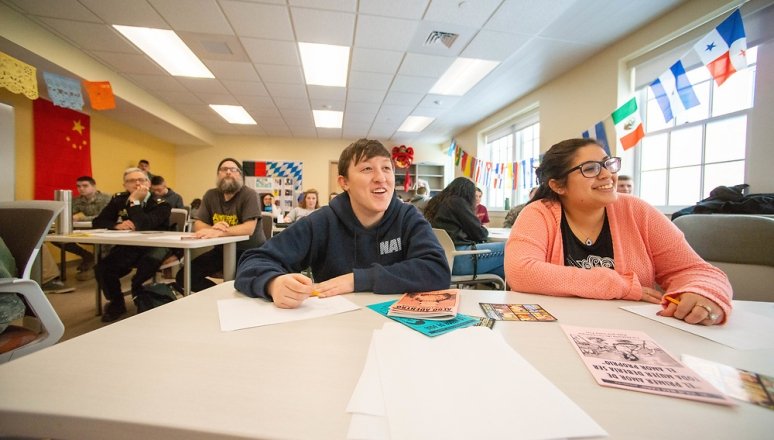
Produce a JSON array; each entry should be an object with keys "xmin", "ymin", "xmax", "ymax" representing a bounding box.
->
[
  {"xmin": 155, "ymin": 208, "xmax": 189, "ymax": 281},
  {"xmin": 673, "ymin": 214, "xmax": 774, "ymax": 301},
  {"xmin": 432, "ymin": 228, "xmax": 506, "ymax": 290},
  {"xmin": 0, "ymin": 201, "xmax": 66, "ymax": 363},
  {"xmin": 261, "ymin": 213, "xmax": 274, "ymax": 240}
]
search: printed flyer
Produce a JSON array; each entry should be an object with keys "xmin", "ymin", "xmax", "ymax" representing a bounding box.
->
[{"xmin": 562, "ymin": 325, "xmax": 734, "ymax": 406}]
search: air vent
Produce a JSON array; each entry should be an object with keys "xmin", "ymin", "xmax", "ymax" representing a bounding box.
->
[
  {"xmin": 201, "ymin": 40, "xmax": 232, "ymax": 55},
  {"xmin": 424, "ymin": 31, "xmax": 458, "ymax": 49}
]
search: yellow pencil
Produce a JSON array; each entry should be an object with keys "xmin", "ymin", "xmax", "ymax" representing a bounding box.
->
[{"xmin": 664, "ymin": 296, "xmax": 680, "ymax": 306}]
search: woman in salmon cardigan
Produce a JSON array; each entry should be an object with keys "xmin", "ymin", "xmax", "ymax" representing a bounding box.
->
[{"xmin": 505, "ymin": 138, "xmax": 732, "ymax": 326}]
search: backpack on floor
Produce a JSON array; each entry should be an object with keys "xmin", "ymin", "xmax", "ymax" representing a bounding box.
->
[{"xmin": 133, "ymin": 283, "xmax": 177, "ymax": 313}]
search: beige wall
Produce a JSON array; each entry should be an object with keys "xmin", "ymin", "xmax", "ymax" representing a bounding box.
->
[
  {"xmin": 174, "ymin": 137, "xmax": 449, "ymax": 204},
  {"xmin": 454, "ymin": 0, "xmax": 742, "ymax": 159}
]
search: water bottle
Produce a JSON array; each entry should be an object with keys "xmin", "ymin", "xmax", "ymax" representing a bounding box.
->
[
  {"xmin": 504, "ymin": 197, "xmax": 510, "ymax": 210},
  {"xmin": 54, "ymin": 189, "xmax": 73, "ymax": 235}
]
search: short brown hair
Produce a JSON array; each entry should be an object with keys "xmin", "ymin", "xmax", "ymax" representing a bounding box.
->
[{"xmin": 338, "ymin": 139, "xmax": 391, "ymax": 178}]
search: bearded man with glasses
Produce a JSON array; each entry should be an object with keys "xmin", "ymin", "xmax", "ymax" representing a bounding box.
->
[
  {"xmin": 177, "ymin": 158, "xmax": 262, "ymax": 293},
  {"xmin": 504, "ymin": 138, "xmax": 732, "ymax": 327}
]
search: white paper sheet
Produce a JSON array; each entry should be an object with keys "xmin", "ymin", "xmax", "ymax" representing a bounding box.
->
[
  {"xmin": 217, "ymin": 296, "xmax": 360, "ymax": 331},
  {"xmin": 347, "ymin": 323, "xmax": 606, "ymax": 440},
  {"xmin": 620, "ymin": 302, "xmax": 774, "ymax": 350}
]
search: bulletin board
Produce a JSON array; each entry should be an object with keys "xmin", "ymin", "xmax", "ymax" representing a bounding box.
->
[{"xmin": 243, "ymin": 161, "xmax": 303, "ymax": 215}]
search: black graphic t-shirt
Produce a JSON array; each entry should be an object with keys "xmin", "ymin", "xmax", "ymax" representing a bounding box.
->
[{"xmin": 561, "ymin": 209, "xmax": 615, "ymax": 269}]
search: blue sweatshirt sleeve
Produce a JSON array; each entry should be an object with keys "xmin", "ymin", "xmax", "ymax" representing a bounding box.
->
[
  {"xmin": 234, "ymin": 220, "xmax": 313, "ymax": 300},
  {"xmin": 353, "ymin": 207, "xmax": 451, "ymax": 294}
]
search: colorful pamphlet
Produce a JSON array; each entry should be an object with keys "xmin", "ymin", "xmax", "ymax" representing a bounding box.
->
[
  {"xmin": 474, "ymin": 316, "xmax": 496, "ymax": 329},
  {"xmin": 562, "ymin": 325, "xmax": 734, "ymax": 406},
  {"xmin": 368, "ymin": 300, "xmax": 478, "ymax": 337},
  {"xmin": 387, "ymin": 289, "xmax": 460, "ymax": 321},
  {"xmin": 682, "ymin": 354, "xmax": 774, "ymax": 410},
  {"xmin": 479, "ymin": 303, "xmax": 557, "ymax": 321}
]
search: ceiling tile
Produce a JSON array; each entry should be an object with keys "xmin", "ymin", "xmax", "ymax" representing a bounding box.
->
[
  {"xmin": 149, "ymin": 0, "xmax": 234, "ymax": 34},
  {"xmin": 484, "ymin": 0, "xmax": 575, "ymax": 35},
  {"xmin": 383, "ymin": 91, "xmax": 423, "ymax": 107},
  {"xmin": 205, "ymin": 61, "xmax": 260, "ymax": 81},
  {"xmin": 256, "ymin": 64, "xmax": 305, "ymax": 84},
  {"xmin": 317, "ymin": 127, "xmax": 342, "ymax": 138},
  {"xmin": 358, "ymin": 0, "xmax": 429, "ymax": 19},
  {"xmin": 239, "ymin": 96, "xmax": 279, "ymax": 111},
  {"xmin": 389, "ymin": 75, "xmax": 436, "ymax": 94},
  {"xmin": 91, "ymin": 51, "xmax": 166, "ymax": 75},
  {"xmin": 417, "ymin": 94, "xmax": 459, "ymax": 109},
  {"xmin": 241, "ymin": 38, "xmax": 300, "ymax": 66},
  {"xmin": 264, "ymin": 126, "xmax": 293, "ymax": 137},
  {"xmin": 78, "ymin": 0, "xmax": 167, "ymax": 27},
  {"xmin": 195, "ymin": 93, "xmax": 239, "ymax": 105},
  {"xmin": 177, "ymin": 77, "xmax": 229, "ymax": 94},
  {"xmin": 398, "ymin": 53, "xmax": 454, "ymax": 77},
  {"xmin": 6, "ymin": 0, "xmax": 101, "ymax": 22},
  {"xmin": 291, "ymin": 7, "xmax": 355, "ymax": 46},
  {"xmin": 288, "ymin": 126, "xmax": 318, "ymax": 137},
  {"xmin": 280, "ymin": 109, "xmax": 314, "ymax": 123},
  {"xmin": 221, "ymin": 1, "xmax": 294, "ymax": 40},
  {"xmin": 246, "ymin": 107, "xmax": 283, "ymax": 119},
  {"xmin": 125, "ymin": 73, "xmax": 187, "ymax": 92},
  {"xmin": 223, "ymin": 80, "xmax": 269, "ymax": 97},
  {"xmin": 307, "ymin": 85, "xmax": 346, "ymax": 101},
  {"xmin": 265, "ymin": 82, "xmax": 308, "ymax": 98},
  {"xmin": 350, "ymin": 47, "xmax": 404, "ymax": 74},
  {"xmin": 461, "ymin": 30, "xmax": 530, "ymax": 61},
  {"xmin": 289, "ymin": 0, "xmax": 356, "ymax": 12},
  {"xmin": 369, "ymin": 126, "xmax": 397, "ymax": 139},
  {"xmin": 274, "ymin": 97, "xmax": 311, "ymax": 111},
  {"xmin": 38, "ymin": 18, "xmax": 137, "ymax": 52},
  {"xmin": 347, "ymin": 71, "xmax": 393, "ymax": 90},
  {"xmin": 354, "ymin": 15, "xmax": 418, "ymax": 51},
  {"xmin": 310, "ymin": 99, "xmax": 345, "ymax": 111},
  {"xmin": 154, "ymin": 90, "xmax": 205, "ymax": 105},
  {"xmin": 346, "ymin": 88, "xmax": 386, "ymax": 104},
  {"xmin": 345, "ymin": 102, "xmax": 380, "ymax": 116},
  {"xmin": 343, "ymin": 126, "xmax": 371, "ymax": 139},
  {"xmin": 375, "ymin": 104, "xmax": 413, "ymax": 121},
  {"xmin": 424, "ymin": 0, "xmax": 501, "ymax": 28}
]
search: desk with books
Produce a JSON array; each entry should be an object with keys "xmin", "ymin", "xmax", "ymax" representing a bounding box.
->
[
  {"xmin": 0, "ymin": 282, "xmax": 771, "ymax": 439},
  {"xmin": 45, "ymin": 231, "xmax": 248, "ymax": 314}
]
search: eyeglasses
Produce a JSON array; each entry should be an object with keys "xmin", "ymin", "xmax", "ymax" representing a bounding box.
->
[
  {"xmin": 562, "ymin": 157, "xmax": 621, "ymax": 178},
  {"xmin": 219, "ymin": 166, "xmax": 241, "ymax": 174},
  {"xmin": 124, "ymin": 178, "xmax": 148, "ymax": 184}
]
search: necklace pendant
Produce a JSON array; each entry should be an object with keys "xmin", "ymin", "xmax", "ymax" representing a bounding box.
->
[{"xmin": 585, "ymin": 238, "xmax": 593, "ymax": 246}]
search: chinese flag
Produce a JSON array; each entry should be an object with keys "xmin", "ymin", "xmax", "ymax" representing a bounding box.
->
[{"xmin": 33, "ymin": 98, "xmax": 92, "ymax": 200}]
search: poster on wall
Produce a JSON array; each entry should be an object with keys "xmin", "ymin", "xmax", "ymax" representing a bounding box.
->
[{"xmin": 243, "ymin": 161, "xmax": 303, "ymax": 217}]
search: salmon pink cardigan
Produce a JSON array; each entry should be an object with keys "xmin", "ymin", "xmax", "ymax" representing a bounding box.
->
[{"xmin": 504, "ymin": 195, "xmax": 732, "ymax": 321}]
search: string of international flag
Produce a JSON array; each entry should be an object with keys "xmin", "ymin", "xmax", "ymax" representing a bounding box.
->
[
  {"xmin": 581, "ymin": 9, "xmax": 748, "ymax": 152},
  {"xmin": 446, "ymin": 139, "xmax": 539, "ymax": 190},
  {"xmin": 0, "ymin": 51, "xmax": 116, "ymax": 111}
]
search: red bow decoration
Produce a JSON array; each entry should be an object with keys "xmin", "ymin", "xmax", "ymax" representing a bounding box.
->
[{"xmin": 391, "ymin": 145, "xmax": 414, "ymax": 191}]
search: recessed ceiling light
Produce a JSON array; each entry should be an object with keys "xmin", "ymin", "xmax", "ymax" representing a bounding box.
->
[
  {"xmin": 113, "ymin": 25, "xmax": 214, "ymax": 78},
  {"xmin": 430, "ymin": 58, "xmax": 499, "ymax": 96},
  {"xmin": 313, "ymin": 110, "xmax": 343, "ymax": 128},
  {"xmin": 209, "ymin": 105, "xmax": 256, "ymax": 125},
  {"xmin": 298, "ymin": 42, "xmax": 349, "ymax": 87},
  {"xmin": 398, "ymin": 116, "xmax": 435, "ymax": 132}
]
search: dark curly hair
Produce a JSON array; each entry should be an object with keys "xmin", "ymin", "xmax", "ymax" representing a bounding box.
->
[{"xmin": 530, "ymin": 138, "xmax": 604, "ymax": 204}]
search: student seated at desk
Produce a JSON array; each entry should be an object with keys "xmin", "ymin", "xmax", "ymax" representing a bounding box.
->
[
  {"xmin": 235, "ymin": 138, "xmax": 450, "ymax": 308},
  {"xmin": 93, "ymin": 168, "xmax": 171, "ymax": 322},
  {"xmin": 283, "ymin": 189, "xmax": 319, "ymax": 223},
  {"xmin": 505, "ymin": 138, "xmax": 732, "ymax": 326}
]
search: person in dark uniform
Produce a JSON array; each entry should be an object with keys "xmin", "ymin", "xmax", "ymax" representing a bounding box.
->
[{"xmin": 93, "ymin": 167, "xmax": 171, "ymax": 322}]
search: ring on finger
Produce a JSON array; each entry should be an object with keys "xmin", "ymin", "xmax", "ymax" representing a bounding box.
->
[{"xmin": 695, "ymin": 303, "xmax": 719, "ymax": 322}]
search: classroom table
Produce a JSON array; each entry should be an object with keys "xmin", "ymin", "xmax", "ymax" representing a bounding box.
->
[
  {"xmin": 487, "ymin": 226, "xmax": 511, "ymax": 242},
  {"xmin": 0, "ymin": 282, "xmax": 771, "ymax": 439},
  {"xmin": 45, "ymin": 231, "xmax": 248, "ymax": 315},
  {"xmin": 56, "ymin": 221, "xmax": 93, "ymax": 282}
]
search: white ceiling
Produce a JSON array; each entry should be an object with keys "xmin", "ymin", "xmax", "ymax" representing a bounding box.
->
[{"xmin": 1, "ymin": 0, "xmax": 685, "ymax": 146}]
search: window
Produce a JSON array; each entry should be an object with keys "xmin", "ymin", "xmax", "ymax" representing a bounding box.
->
[
  {"xmin": 636, "ymin": 46, "xmax": 757, "ymax": 208},
  {"xmin": 480, "ymin": 113, "xmax": 540, "ymax": 209}
]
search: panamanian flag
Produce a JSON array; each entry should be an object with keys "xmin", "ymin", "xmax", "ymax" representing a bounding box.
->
[
  {"xmin": 693, "ymin": 9, "xmax": 747, "ymax": 86},
  {"xmin": 650, "ymin": 60, "xmax": 700, "ymax": 123}
]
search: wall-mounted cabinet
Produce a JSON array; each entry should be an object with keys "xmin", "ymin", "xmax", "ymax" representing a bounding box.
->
[{"xmin": 395, "ymin": 162, "xmax": 447, "ymax": 199}]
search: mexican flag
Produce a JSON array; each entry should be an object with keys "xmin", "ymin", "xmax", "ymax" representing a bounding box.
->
[{"xmin": 611, "ymin": 97, "xmax": 645, "ymax": 151}]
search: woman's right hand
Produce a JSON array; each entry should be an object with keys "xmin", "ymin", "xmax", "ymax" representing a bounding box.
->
[{"xmin": 640, "ymin": 286, "xmax": 662, "ymax": 304}]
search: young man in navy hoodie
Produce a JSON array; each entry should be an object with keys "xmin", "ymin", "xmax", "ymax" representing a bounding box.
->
[{"xmin": 235, "ymin": 139, "xmax": 451, "ymax": 308}]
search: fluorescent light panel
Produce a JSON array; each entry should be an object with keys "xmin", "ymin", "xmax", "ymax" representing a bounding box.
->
[
  {"xmin": 398, "ymin": 116, "xmax": 435, "ymax": 132},
  {"xmin": 210, "ymin": 105, "xmax": 256, "ymax": 125},
  {"xmin": 113, "ymin": 25, "xmax": 214, "ymax": 78},
  {"xmin": 298, "ymin": 42, "xmax": 349, "ymax": 87},
  {"xmin": 313, "ymin": 110, "xmax": 343, "ymax": 128},
  {"xmin": 430, "ymin": 58, "xmax": 500, "ymax": 96}
]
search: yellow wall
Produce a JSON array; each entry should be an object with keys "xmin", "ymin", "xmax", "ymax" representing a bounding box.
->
[
  {"xmin": 1, "ymin": 88, "xmax": 177, "ymax": 199},
  {"xmin": 174, "ymin": 137, "xmax": 448, "ymax": 204}
]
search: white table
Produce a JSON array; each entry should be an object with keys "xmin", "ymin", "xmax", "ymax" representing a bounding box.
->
[
  {"xmin": 0, "ymin": 282, "xmax": 771, "ymax": 439},
  {"xmin": 45, "ymin": 232, "xmax": 248, "ymax": 314},
  {"xmin": 487, "ymin": 226, "xmax": 511, "ymax": 242}
]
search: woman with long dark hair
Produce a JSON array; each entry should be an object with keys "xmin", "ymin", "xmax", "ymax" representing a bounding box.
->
[
  {"xmin": 424, "ymin": 177, "xmax": 505, "ymax": 279},
  {"xmin": 504, "ymin": 138, "xmax": 732, "ymax": 325}
]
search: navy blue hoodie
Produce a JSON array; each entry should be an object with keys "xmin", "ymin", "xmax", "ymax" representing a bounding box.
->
[{"xmin": 235, "ymin": 192, "xmax": 450, "ymax": 299}]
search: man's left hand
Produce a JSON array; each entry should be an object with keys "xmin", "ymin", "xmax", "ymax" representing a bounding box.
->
[{"xmin": 315, "ymin": 273, "xmax": 355, "ymax": 298}]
